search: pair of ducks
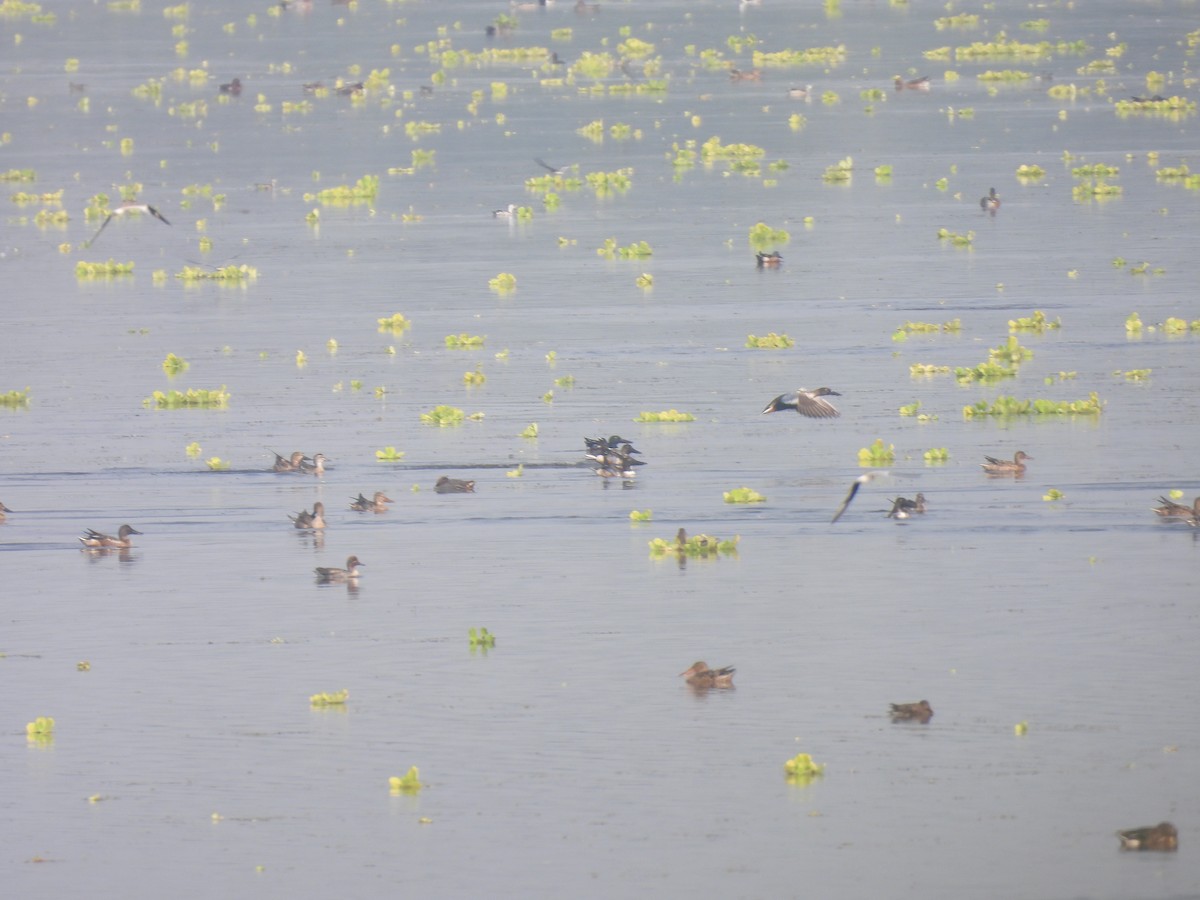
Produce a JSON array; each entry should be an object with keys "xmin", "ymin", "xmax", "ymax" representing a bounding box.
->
[
  {"xmin": 271, "ymin": 450, "xmax": 328, "ymax": 475},
  {"xmin": 291, "ymin": 492, "xmax": 395, "ymax": 528},
  {"xmin": 585, "ymin": 435, "xmax": 646, "ymax": 478}
]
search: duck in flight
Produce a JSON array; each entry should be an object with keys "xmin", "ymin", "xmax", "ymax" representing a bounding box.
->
[
  {"xmin": 761, "ymin": 387, "xmax": 841, "ymax": 419},
  {"xmin": 830, "ymin": 471, "xmax": 887, "ymax": 524},
  {"xmin": 84, "ymin": 201, "xmax": 171, "ymax": 247}
]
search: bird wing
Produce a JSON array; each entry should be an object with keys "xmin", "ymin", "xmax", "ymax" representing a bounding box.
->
[
  {"xmin": 146, "ymin": 204, "xmax": 171, "ymax": 226},
  {"xmin": 830, "ymin": 478, "xmax": 863, "ymax": 524},
  {"xmin": 83, "ymin": 213, "xmax": 115, "ymax": 248}
]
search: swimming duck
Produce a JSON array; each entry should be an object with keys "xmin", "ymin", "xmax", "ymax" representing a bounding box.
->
[
  {"xmin": 728, "ymin": 67, "xmax": 763, "ymax": 82},
  {"xmin": 887, "ymin": 493, "xmax": 926, "ymax": 519},
  {"xmin": 894, "ymin": 75, "xmax": 931, "ymax": 91},
  {"xmin": 889, "ymin": 700, "xmax": 933, "ymax": 722},
  {"xmin": 493, "ymin": 203, "xmax": 517, "ymax": 218},
  {"xmin": 336, "ymin": 82, "xmax": 365, "ymax": 96},
  {"xmin": 584, "ymin": 435, "xmax": 643, "ymax": 463},
  {"xmin": 981, "ymin": 450, "xmax": 1032, "ymax": 475},
  {"xmin": 573, "ymin": 0, "xmax": 599, "ymax": 14},
  {"xmin": 270, "ymin": 450, "xmax": 309, "ymax": 473},
  {"xmin": 350, "ymin": 491, "xmax": 393, "ymax": 512},
  {"xmin": 980, "ymin": 187, "xmax": 1000, "ymax": 211},
  {"xmin": 219, "ymin": 77, "xmax": 242, "ymax": 95},
  {"xmin": 756, "ymin": 250, "xmax": 783, "ymax": 268},
  {"xmin": 1152, "ymin": 496, "xmax": 1200, "ymax": 519},
  {"xmin": 679, "ymin": 661, "xmax": 736, "ymax": 688},
  {"xmin": 435, "ymin": 476, "xmax": 476, "ymax": 493},
  {"xmin": 289, "ymin": 501, "xmax": 326, "ymax": 530},
  {"xmin": 1117, "ymin": 822, "xmax": 1177, "ymax": 851},
  {"xmin": 79, "ymin": 524, "xmax": 143, "ymax": 549},
  {"xmin": 315, "ymin": 555, "xmax": 364, "ymax": 582},
  {"xmin": 761, "ymin": 387, "xmax": 841, "ymax": 419},
  {"xmin": 0, "ymin": 499, "xmax": 12, "ymax": 522},
  {"xmin": 299, "ymin": 453, "xmax": 328, "ymax": 476},
  {"xmin": 84, "ymin": 200, "xmax": 171, "ymax": 248},
  {"xmin": 787, "ymin": 84, "xmax": 813, "ymax": 99}
]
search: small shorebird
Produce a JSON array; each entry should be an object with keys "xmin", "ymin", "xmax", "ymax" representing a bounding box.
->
[
  {"xmin": 980, "ymin": 187, "xmax": 1000, "ymax": 212},
  {"xmin": 679, "ymin": 661, "xmax": 735, "ymax": 688},
  {"xmin": 315, "ymin": 556, "xmax": 364, "ymax": 582},
  {"xmin": 79, "ymin": 524, "xmax": 142, "ymax": 550},
  {"xmin": 1116, "ymin": 822, "xmax": 1178, "ymax": 851},
  {"xmin": 84, "ymin": 201, "xmax": 171, "ymax": 247},
  {"xmin": 761, "ymin": 387, "xmax": 841, "ymax": 419},
  {"xmin": 289, "ymin": 501, "xmax": 326, "ymax": 530},
  {"xmin": 981, "ymin": 450, "xmax": 1032, "ymax": 476},
  {"xmin": 889, "ymin": 700, "xmax": 933, "ymax": 722}
]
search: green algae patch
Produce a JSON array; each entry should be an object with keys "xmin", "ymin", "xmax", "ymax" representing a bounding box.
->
[
  {"xmin": 634, "ymin": 410, "xmax": 695, "ymax": 423},
  {"xmin": 962, "ymin": 393, "xmax": 1103, "ymax": 417},
  {"xmin": 723, "ymin": 487, "xmax": 766, "ymax": 504},
  {"xmin": 144, "ymin": 387, "xmax": 230, "ymax": 409}
]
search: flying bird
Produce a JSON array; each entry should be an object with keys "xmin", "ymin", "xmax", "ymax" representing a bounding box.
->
[
  {"xmin": 761, "ymin": 387, "xmax": 841, "ymax": 419},
  {"xmin": 84, "ymin": 201, "xmax": 171, "ymax": 247},
  {"xmin": 830, "ymin": 471, "xmax": 887, "ymax": 524}
]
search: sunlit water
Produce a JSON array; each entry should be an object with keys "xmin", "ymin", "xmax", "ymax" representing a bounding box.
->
[{"xmin": 2, "ymin": 1, "xmax": 1198, "ymax": 897}]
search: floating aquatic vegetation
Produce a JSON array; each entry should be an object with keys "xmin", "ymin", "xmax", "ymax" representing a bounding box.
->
[
  {"xmin": 1016, "ymin": 163, "xmax": 1046, "ymax": 180},
  {"xmin": 1014, "ymin": 721, "xmax": 1029, "ymax": 736},
  {"xmin": 935, "ymin": 13, "xmax": 980, "ymax": 29},
  {"xmin": 899, "ymin": 401, "xmax": 921, "ymax": 416},
  {"xmin": 0, "ymin": 169, "xmax": 35, "ymax": 182},
  {"xmin": 388, "ymin": 767, "xmax": 422, "ymax": 794},
  {"xmin": 1120, "ymin": 369, "xmax": 1151, "ymax": 381},
  {"xmin": 753, "ymin": 45, "xmax": 846, "ymax": 67},
  {"xmin": 783, "ymin": 753, "xmax": 825, "ymax": 786},
  {"xmin": 185, "ymin": 442, "xmax": 202, "ymax": 458},
  {"xmin": 10, "ymin": 189, "xmax": 63, "ymax": 204},
  {"xmin": 519, "ymin": 423, "xmax": 538, "ymax": 439},
  {"xmin": 1072, "ymin": 163, "xmax": 1119, "ymax": 178},
  {"xmin": 1124, "ymin": 312, "xmax": 1144, "ymax": 333},
  {"xmin": 205, "ymin": 457, "xmax": 229, "ymax": 471},
  {"xmin": 978, "ymin": 69, "xmax": 1033, "ymax": 81},
  {"xmin": 649, "ymin": 532, "xmax": 739, "ymax": 558},
  {"xmin": 310, "ymin": 689, "xmax": 349, "ymax": 707},
  {"xmin": 1044, "ymin": 371, "xmax": 1078, "ymax": 385},
  {"xmin": 585, "ymin": 169, "xmax": 633, "ymax": 196},
  {"xmin": 596, "ymin": 238, "xmax": 652, "ymax": 259},
  {"xmin": 860, "ymin": 88, "xmax": 886, "ymax": 102},
  {"xmin": 0, "ymin": 387, "xmax": 31, "ymax": 408},
  {"xmin": 629, "ymin": 509, "xmax": 652, "ymax": 522},
  {"xmin": 1009, "ymin": 310, "xmax": 1061, "ymax": 332},
  {"xmin": 745, "ymin": 333, "xmax": 795, "ymax": 349},
  {"xmin": 463, "ymin": 366, "xmax": 486, "ymax": 386},
  {"xmin": 874, "ymin": 164, "xmax": 893, "ymax": 178},
  {"xmin": 468, "ymin": 627, "xmax": 495, "ymax": 649},
  {"xmin": 1072, "ymin": 180, "xmax": 1122, "ymax": 201},
  {"xmin": 175, "ymin": 264, "xmax": 257, "ymax": 283},
  {"xmin": 953, "ymin": 35, "xmax": 1087, "ymax": 61},
  {"xmin": 489, "ymin": 272, "xmax": 516, "ymax": 292},
  {"xmin": 723, "ymin": 487, "xmax": 766, "ymax": 504},
  {"xmin": 962, "ymin": 393, "xmax": 1103, "ymax": 417},
  {"xmin": 989, "ymin": 335, "xmax": 1033, "ymax": 365},
  {"xmin": 1163, "ymin": 317, "xmax": 1200, "ymax": 333},
  {"xmin": 445, "ymin": 333, "xmax": 484, "ymax": 349},
  {"xmin": 162, "ymin": 352, "xmax": 189, "ymax": 376},
  {"xmin": 304, "ymin": 174, "xmax": 379, "ymax": 204},
  {"xmin": 892, "ymin": 319, "xmax": 961, "ymax": 340},
  {"xmin": 421, "ymin": 405, "xmax": 465, "ymax": 426},
  {"xmin": 924, "ymin": 447, "xmax": 950, "ymax": 461},
  {"xmin": 1022, "ymin": 19, "xmax": 1050, "ymax": 31},
  {"xmin": 857, "ymin": 438, "xmax": 895, "ymax": 466},
  {"xmin": 554, "ymin": 375, "xmax": 574, "ymax": 388},
  {"xmin": 375, "ymin": 446, "xmax": 405, "ymax": 461},
  {"xmin": 747, "ymin": 221, "xmax": 790, "ymax": 249},
  {"xmin": 634, "ymin": 410, "xmax": 695, "ymax": 423},
  {"xmin": 144, "ymin": 387, "xmax": 230, "ymax": 409},
  {"xmin": 26, "ymin": 716, "xmax": 54, "ymax": 744},
  {"xmin": 955, "ymin": 360, "xmax": 1016, "ymax": 383},
  {"xmin": 636, "ymin": 273, "xmax": 653, "ymax": 289},
  {"xmin": 787, "ymin": 113, "xmax": 807, "ymax": 131},
  {"xmin": 822, "ymin": 156, "xmax": 853, "ymax": 182},
  {"xmin": 1114, "ymin": 96, "xmax": 1196, "ymax": 118},
  {"xmin": 936, "ymin": 228, "xmax": 973, "ymax": 247},
  {"xmin": 76, "ymin": 259, "xmax": 134, "ymax": 278},
  {"xmin": 506, "ymin": 464, "xmax": 523, "ymax": 477}
]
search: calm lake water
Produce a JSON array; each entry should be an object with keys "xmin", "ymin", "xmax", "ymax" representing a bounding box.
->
[{"xmin": 3, "ymin": 1, "xmax": 1199, "ymax": 897}]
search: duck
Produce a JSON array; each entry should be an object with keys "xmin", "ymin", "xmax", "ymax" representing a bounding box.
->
[
  {"xmin": 728, "ymin": 67, "xmax": 762, "ymax": 82},
  {"xmin": 270, "ymin": 450, "xmax": 309, "ymax": 473},
  {"xmin": 336, "ymin": 81, "xmax": 365, "ymax": 96},
  {"xmin": 534, "ymin": 157, "xmax": 566, "ymax": 175},
  {"xmin": 1152, "ymin": 496, "xmax": 1200, "ymax": 519},
  {"xmin": 350, "ymin": 491, "xmax": 393, "ymax": 512},
  {"xmin": 889, "ymin": 700, "xmax": 933, "ymax": 722},
  {"xmin": 84, "ymin": 200, "xmax": 171, "ymax": 248},
  {"xmin": 584, "ymin": 435, "xmax": 642, "ymax": 461},
  {"xmin": 894, "ymin": 74, "xmax": 931, "ymax": 91},
  {"xmin": 981, "ymin": 450, "xmax": 1032, "ymax": 475},
  {"xmin": 79, "ymin": 524, "xmax": 142, "ymax": 549},
  {"xmin": 315, "ymin": 556, "xmax": 364, "ymax": 582},
  {"xmin": 289, "ymin": 501, "xmax": 326, "ymax": 530},
  {"xmin": 831, "ymin": 471, "xmax": 891, "ymax": 524},
  {"xmin": 299, "ymin": 453, "xmax": 328, "ymax": 475},
  {"xmin": 756, "ymin": 250, "xmax": 783, "ymax": 267},
  {"xmin": 761, "ymin": 387, "xmax": 841, "ymax": 419},
  {"xmin": 595, "ymin": 448, "xmax": 641, "ymax": 478},
  {"xmin": 787, "ymin": 84, "xmax": 813, "ymax": 99},
  {"xmin": 0, "ymin": 499, "xmax": 12, "ymax": 522},
  {"xmin": 1116, "ymin": 822, "xmax": 1177, "ymax": 851},
  {"xmin": 219, "ymin": 77, "xmax": 242, "ymax": 95},
  {"xmin": 887, "ymin": 493, "xmax": 926, "ymax": 519},
  {"xmin": 679, "ymin": 661, "xmax": 735, "ymax": 688},
  {"xmin": 573, "ymin": 0, "xmax": 599, "ymax": 14},
  {"xmin": 435, "ymin": 476, "xmax": 476, "ymax": 493},
  {"xmin": 493, "ymin": 203, "xmax": 517, "ymax": 218},
  {"xmin": 980, "ymin": 187, "xmax": 1000, "ymax": 211}
]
